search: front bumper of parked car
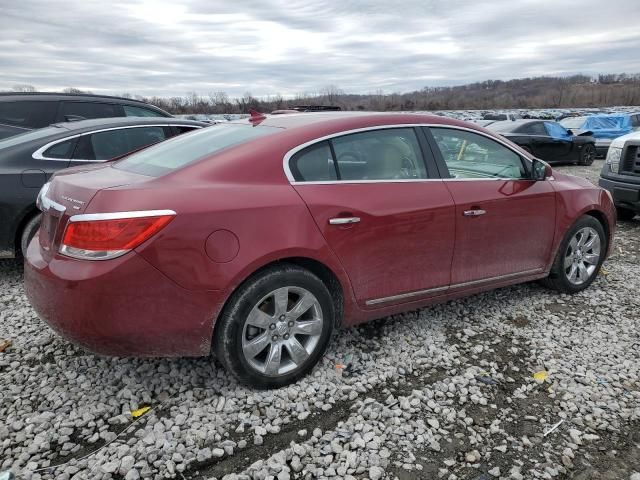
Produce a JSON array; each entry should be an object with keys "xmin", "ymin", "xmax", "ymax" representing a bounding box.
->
[{"xmin": 599, "ymin": 174, "xmax": 640, "ymax": 212}]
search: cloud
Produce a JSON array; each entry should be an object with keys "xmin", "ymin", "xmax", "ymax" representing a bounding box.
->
[{"xmin": 1, "ymin": 0, "xmax": 639, "ymax": 97}]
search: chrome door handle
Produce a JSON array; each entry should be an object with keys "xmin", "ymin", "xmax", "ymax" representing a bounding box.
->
[
  {"xmin": 329, "ymin": 217, "xmax": 361, "ymax": 225},
  {"xmin": 463, "ymin": 209, "xmax": 486, "ymax": 217}
]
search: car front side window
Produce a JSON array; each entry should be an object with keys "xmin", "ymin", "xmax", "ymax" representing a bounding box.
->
[{"xmin": 430, "ymin": 127, "xmax": 528, "ymax": 180}]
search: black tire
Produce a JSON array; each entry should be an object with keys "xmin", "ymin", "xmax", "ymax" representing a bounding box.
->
[
  {"xmin": 20, "ymin": 213, "xmax": 42, "ymax": 257},
  {"xmin": 213, "ymin": 264, "xmax": 335, "ymax": 389},
  {"xmin": 541, "ymin": 215, "xmax": 606, "ymax": 294},
  {"xmin": 579, "ymin": 144, "xmax": 596, "ymax": 166},
  {"xmin": 616, "ymin": 207, "xmax": 637, "ymax": 221}
]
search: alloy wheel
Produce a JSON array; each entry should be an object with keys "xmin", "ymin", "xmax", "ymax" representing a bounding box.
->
[
  {"xmin": 241, "ymin": 286, "xmax": 323, "ymax": 377},
  {"xmin": 564, "ymin": 226, "xmax": 601, "ymax": 285}
]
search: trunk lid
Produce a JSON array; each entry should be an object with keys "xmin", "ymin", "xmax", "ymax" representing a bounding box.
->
[{"xmin": 39, "ymin": 164, "xmax": 151, "ymax": 261}]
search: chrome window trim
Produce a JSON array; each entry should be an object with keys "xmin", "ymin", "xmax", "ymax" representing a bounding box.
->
[
  {"xmin": 282, "ymin": 123, "xmax": 534, "ymax": 184},
  {"xmin": 67, "ymin": 209, "xmax": 177, "ymax": 223},
  {"xmin": 365, "ymin": 268, "xmax": 543, "ymax": 306},
  {"xmin": 32, "ymin": 124, "xmax": 203, "ymax": 162}
]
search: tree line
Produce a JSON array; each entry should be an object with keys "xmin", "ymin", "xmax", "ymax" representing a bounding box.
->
[{"xmin": 8, "ymin": 74, "xmax": 640, "ymax": 114}]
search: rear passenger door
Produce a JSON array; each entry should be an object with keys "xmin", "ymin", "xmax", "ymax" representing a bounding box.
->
[{"xmin": 288, "ymin": 127, "xmax": 456, "ymax": 308}]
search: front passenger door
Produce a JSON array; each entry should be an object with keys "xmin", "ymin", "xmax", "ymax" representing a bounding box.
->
[{"xmin": 427, "ymin": 127, "xmax": 556, "ymax": 286}]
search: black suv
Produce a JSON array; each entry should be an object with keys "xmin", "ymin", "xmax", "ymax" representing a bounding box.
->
[
  {"xmin": 599, "ymin": 133, "xmax": 640, "ymax": 220},
  {"xmin": 0, "ymin": 92, "xmax": 172, "ymax": 140}
]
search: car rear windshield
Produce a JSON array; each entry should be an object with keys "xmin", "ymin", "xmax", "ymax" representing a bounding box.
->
[
  {"xmin": 114, "ymin": 123, "xmax": 280, "ymax": 176},
  {"xmin": 0, "ymin": 125, "xmax": 66, "ymax": 149}
]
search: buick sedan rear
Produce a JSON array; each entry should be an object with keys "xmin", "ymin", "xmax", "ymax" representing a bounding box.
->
[{"xmin": 24, "ymin": 113, "xmax": 615, "ymax": 388}]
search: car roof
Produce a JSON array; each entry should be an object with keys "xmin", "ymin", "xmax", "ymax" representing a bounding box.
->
[
  {"xmin": 0, "ymin": 91, "xmax": 156, "ymax": 105},
  {"xmin": 231, "ymin": 111, "xmax": 472, "ymax": 130}
]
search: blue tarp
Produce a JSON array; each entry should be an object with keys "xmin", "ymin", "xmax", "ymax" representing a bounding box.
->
[
  {"xmin": 580, "ymin": 115, "xmax": 633, "ymax": 139},
  {"xmin": 544, "ymin": 122, "xmax": 572, "ymax": 140}
]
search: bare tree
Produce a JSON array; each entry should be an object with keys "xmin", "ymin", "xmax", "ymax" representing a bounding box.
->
[{"xmin": 12, "ymin": 84, "xmax": 37, "ymax": 92}]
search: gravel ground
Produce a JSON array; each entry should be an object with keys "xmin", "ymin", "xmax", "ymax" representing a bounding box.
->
[{"xmin": 1, "ymin": 159, "xmax": 639, "ymax": 480}]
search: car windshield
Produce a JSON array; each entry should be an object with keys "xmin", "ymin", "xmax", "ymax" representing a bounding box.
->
[
  {"xmin": 559, "ymin": 117, "xmax": 586, "ymax": 129},
  {"xmin": 0, "ymin": 125, "xmax": 65, "ymax": 149},
  {"xmin": 115, "ymin": 123, "xmax": 281, "ymax": 176}
]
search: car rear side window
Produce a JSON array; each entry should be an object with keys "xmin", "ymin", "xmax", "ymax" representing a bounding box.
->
[
  {"xmin": 60, "ymin": 102, "xmax": 121, "ymax": 121},
  {"xmin": 124, "ymin": 105, "xmax": 163, "ymax": 117},
  {"xmin": 73, "ymin": 126, "xmax": 167, "ymax": 161},
  {"xmin": 517, "ymin": 122, "xmax": 547, "ymax": 136},
  {"xmin": 43, "ymin": 138, "xmax": 76, "ymax": 159},
  {"xmin": 115, "ymin": 123, "xmax": 280, "ymax": 176},
  {"xmin": 430, "ymin": 127, "xmax": 528, "ymax": 179},
  {"xmin": 0, "ymin": 101, "xmax": 58, "ymax": 128},
  {"xmin": 290, "ymin": 128, "xmax": 427, "ymax": 182},
  {"xmin": 290, "ymin": 141, "xmax": 337, "ymax": 181}
]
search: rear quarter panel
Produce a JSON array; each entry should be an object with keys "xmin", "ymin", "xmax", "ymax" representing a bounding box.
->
[{"xmin": 86, "ymin": 180, "xmax": 360, "ymax": 322}]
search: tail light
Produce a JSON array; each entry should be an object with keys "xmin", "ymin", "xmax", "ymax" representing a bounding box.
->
[{"xmin": 60, "ymin": 210, "xmax": 176, "ymax": 260}]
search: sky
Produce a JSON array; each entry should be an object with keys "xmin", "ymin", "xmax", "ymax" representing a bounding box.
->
[{"xmin": 2, "ymin": 0, "xmax": 640, "ymax": 98}]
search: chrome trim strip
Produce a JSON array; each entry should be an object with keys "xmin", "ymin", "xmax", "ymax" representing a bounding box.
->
[
  {"xmin": 68, "ymin": 209, "xmax": 177, "ymax": 222},
  {"xmin": 59, "ymin": 245, "xmax": 129, "ymax": 261},
  {"xmin": 32, "ymin": 124, "xmax": 203, "ymax": 162},
  {"xmin": 448, "ymin": 268, "xmax": 543, "ymax": 290},
  {"xmin": 365, "ymin": 268, "xmax": 543, "ymax": 306},
  {"xmin": 40, "ymin": 194, "xmax": 66, "ymax": 214},
  {"xmin": 366, "ymin": 285, "xmax": 449, "ymax": 305},
  {"xmin": 283, "ymin": 123, "xmax": 533, "ymax": 184}
]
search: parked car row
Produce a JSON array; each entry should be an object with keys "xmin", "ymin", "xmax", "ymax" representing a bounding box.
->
[{"xmin": 23, "ymin": 111, "xmax": 616, "ymax": 388}]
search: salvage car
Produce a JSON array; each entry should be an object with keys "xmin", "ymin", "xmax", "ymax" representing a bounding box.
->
[
  {"xmin": 560, "ymin": 114, "xmax": 640, "ymax": 158},
  {"xmin": 599, "ymin": 130, "xmax": 640, "ymax": 220},
  {"xmin": 488, "ymin": 119, "xmax": 596, "ymax": 165},
  {"xmin": 24, "ymin": 112, "xmax": 615, "ymax": 388},
  {"xmin": 0, "ymin": 92, "xmax": 172, "ymax": 140},
  {"xmin": 0, "ymin": 117, "xmax": 205, "ymax": 258}
]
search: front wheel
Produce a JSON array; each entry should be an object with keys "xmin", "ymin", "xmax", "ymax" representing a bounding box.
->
[
  {"xmin": 541, "ymin": 216, "xmax": 606, "ymax": 294},
  {"xmin": 579, "ymin": 144, "xmax": 596, "ymax": 166},
  {"xmin": 213, "ymin": 264, "xmax": 335, "ymax": 388}
]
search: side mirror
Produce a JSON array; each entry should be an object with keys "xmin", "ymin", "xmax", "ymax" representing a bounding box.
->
[
  {"xmin": 532, "ymin": 157, "xmax": 552, "ymax": 181},
  {"xmin": 566, "ymin": 129, "xmax": 574, "ymax": 136}
]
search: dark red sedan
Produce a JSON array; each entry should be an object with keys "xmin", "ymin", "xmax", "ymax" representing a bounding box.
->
[{"xmin": 24, "ymin": 112, "xmax": 615, "ymax": 388}]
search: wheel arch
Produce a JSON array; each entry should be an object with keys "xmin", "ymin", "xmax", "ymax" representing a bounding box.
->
[
  {"xmin": 211, "ymin": 255, "xmax": 348, "ymax": 350},
  {"xmin": 14, "ymin": 203, "xmax": 40, "ymax": 255}
]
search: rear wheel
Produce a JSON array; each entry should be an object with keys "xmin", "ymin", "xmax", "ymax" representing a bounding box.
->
[
  {"xmin": 213, "ymin": 264, "xmax": 335, "ymax": 388},
  {"xmin": 616, "ymin": 207, "xmax": 637, "ymax": 221},
  {"xmin": 579, "ymin": 144, "xmax": 596, "ymax": 166},
  {"xmin": 20, "ymin": 213, "xmax": 42, "ymax": 257},
  {"xmin": 541, "ymin": 216, "xmax": 606, "ymax": 294}
]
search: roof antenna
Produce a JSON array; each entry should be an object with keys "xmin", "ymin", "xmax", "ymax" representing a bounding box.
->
[{"xmin": 249, "ymin": 109, "xmax": 266, "ymax": 124}]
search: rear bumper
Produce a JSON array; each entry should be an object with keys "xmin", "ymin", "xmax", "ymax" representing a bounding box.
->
[
  {"xmin": 24, "ymin": 236, "xmax": 224, "ymax": 357},
  {"xmin": 598, "ymin": 176, "xmax": 640, "ymax": 212}
]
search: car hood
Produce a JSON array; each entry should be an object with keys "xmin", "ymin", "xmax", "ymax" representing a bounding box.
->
[
  {"xmin": 552, "ymin": 171, "xmax": 595, "ymax": 188},
  {"xmin": 610, "ymin": 130, "xmax": 640, "ymax": 149}
]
